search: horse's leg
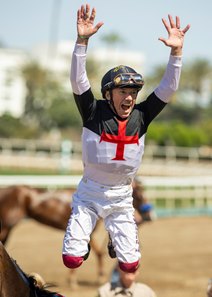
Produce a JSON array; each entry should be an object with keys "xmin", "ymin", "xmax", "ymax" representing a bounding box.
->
[
  {"xmin": 90, "ymin": 236, "xmax": 106, "ymax": 283},
  {"xmin": 67, "ymin": 269, "xmax": 79, "ymax": 290},
  {"xmin": 89, "ymin": 218, "xmax": 108, "ymax": 284}
]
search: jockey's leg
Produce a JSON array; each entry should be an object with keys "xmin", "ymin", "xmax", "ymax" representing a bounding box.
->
[
  {"xmin": 104, "ymin": 207, "xmax": 141, "ymax": 273},
  {"xmin": 62, "ymin": 244, "xmax": 91, "ymax": 269},
  {"xmin": 62, "ymin": 203, "xmax": 98, "ymax": 269}
]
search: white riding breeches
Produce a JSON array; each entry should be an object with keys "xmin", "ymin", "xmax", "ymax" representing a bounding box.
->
[{"xmin": 62, "ymin": 178, "xmax": 141, "ymax": 264}]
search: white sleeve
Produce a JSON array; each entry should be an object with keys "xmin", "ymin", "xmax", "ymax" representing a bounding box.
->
[
  {"xmin": 154, "ymin": 55, "xmax": 182, "ymax": 103},
  {"xmin": 70, "ymin": 43, "xmax": 90, "ymax": 95}
]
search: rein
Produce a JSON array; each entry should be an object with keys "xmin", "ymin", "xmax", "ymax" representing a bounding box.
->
[
  {"xmin": 12, "ymin": 258, "xmax": 64, "ymax": 297},
  {"xmin": 12, "ymin": 258, "xmax": 38, "ymax": 297}
]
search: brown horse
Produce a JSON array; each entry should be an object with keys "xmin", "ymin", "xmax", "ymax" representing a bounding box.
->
[
  {"xmin": 0, "ymin": 185, "xmax": 77, "ymax": 246},
  {"xmin": 0, "ymin": 181, "xmax": 153, "ymax": 286},
  {"xmin": 0, "ymin": 185, "xmax": 105, "ymax": 284},
  {"xmin": 0, "ymin": 241, "xmax": 64, "ymax": 297}
]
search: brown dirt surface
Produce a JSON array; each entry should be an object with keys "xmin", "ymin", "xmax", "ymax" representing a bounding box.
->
[{"xmin": 5, "ymin": 216, "xmax": 212, "ymax": 297}]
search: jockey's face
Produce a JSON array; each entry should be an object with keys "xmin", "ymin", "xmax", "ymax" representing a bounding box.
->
[{"xmin": 106, "ymin": 88, "xmax": 138, "ymax": 119}]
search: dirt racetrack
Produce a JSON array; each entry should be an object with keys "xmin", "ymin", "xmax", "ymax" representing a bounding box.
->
[{"xmin": 5, "ymin": 215, "xmax": 212, "ymax": 297}]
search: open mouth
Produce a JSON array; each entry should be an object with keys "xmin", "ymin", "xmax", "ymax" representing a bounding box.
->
[{"xmin": 121, "ymin": 104, "xmax": 131, "ymax": 111}]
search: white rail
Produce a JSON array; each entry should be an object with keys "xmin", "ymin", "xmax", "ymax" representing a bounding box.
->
[
  {"xmin": 0, "ymin": 137, "xmax": 211, "ymax": 162},
  {"xmin": 0, "ymin": 175, "xmax": 81, "ymax": 188},
  {"xmin": 0, "ymin": 174, "xmax": 211, "ymax": 188},
  {"xmin": 0, "ymin": 175, "xmax": 211, "ymax": 209}
]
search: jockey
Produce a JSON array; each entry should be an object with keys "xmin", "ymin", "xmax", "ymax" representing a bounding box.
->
[{"xmin": 62, "ymin": 4, "xmax": 190, "ymax": 273}]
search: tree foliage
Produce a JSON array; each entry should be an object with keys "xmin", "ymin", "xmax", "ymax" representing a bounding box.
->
[
  {"xmin": 0, "ymin": 114, "xmax": 39, "ymax": 138},
  {"xmin": 147, "ymin": 121, "xmax": 208, "ymax": 147},
  {"xmin": 101, "ymin": 32, "xmax": 124, "ymax": 47},
  {"xmin": 48, "ymin": 97, "xmax": 81, "ymax": 128},
  {"xmin": 21, "ymin": 61, "xmax": 81, "ymax": 133}
]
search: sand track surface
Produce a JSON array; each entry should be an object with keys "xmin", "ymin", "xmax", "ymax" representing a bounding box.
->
[{"xmin": 5, "ymin": 216, "xmax": 212, "ymax": 297}]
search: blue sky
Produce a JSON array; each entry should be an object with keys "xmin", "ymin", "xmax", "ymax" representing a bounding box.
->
[{"xmin": 0, "ymin": 0, "xmax": 212, "ymax": 70}]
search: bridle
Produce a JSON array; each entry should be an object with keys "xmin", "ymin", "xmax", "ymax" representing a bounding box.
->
[{"xmin": 12, "ymin": 258, "xmax": 38, "ymax": 297}]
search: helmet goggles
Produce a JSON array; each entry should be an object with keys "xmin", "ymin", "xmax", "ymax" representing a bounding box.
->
[{"xmin": 113, "ymin": 73, "xmax": 144, "ymax": 88}]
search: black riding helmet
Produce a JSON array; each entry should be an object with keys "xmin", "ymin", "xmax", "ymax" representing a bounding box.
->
[{"xmin": 101, "ymin": 65, "xmax": 144, "ymax": 99}]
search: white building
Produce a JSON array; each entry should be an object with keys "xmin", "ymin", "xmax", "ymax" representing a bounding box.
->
[
  {"xmin": 0, "ymin": 48, "xmax": 28, "ymax": 117},
  {"xmin": 31, "ymin": 40, "xmax": 75, "ymax": 91}
]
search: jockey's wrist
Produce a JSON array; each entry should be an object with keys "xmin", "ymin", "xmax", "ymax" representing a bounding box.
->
[
  {"xmin": 171, "ymin": 46, "xmax": 182, "ymax": 56},
  {"xmin": 76, "ymin": 35, "xmax": 89, "ymax": 46}
]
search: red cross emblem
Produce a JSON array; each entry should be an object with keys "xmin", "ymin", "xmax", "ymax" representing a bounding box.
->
[{"xmin": 100, "ymin": 120, "xmax": 139, "ymax": 160}]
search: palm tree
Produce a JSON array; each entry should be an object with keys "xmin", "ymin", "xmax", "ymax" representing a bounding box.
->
[{"xmin": 181, "ymin": 58, "xmax": 212, "ymax": 93}]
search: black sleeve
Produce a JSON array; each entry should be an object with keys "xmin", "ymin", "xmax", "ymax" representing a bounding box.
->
[
  {"xmin": 73, "ymin": 88, "xmax": 97, "ymax": 124},
  {"xmin": 137, "ymin": 92, "xmax": 166, "ymax": 127}
]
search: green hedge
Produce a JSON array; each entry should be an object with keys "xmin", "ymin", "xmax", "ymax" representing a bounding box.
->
[{"xmin": 147, "ymin": 121, "xmax": 209, "ymax": 147}]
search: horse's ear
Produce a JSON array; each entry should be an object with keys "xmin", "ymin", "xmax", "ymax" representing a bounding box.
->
[{"xmin": 28, "ymin": 272, "xmax": 46, "ymax": 288}]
